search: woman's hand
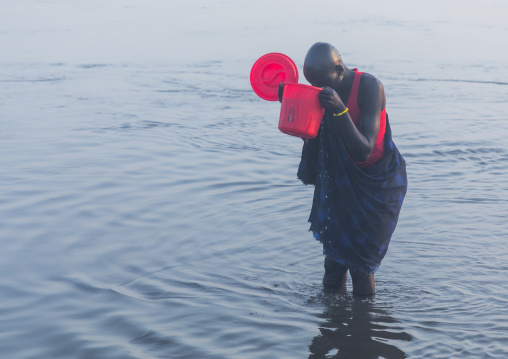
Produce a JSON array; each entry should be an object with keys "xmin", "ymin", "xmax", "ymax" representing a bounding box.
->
[{"xmin": 318, "ymin": 86, "xmax": 346, "ymax": 114}]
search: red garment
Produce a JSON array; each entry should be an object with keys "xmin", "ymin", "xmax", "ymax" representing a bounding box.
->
[{"xmin": 346, "ymin": 69, "xmax": 386, "ymax": 167}]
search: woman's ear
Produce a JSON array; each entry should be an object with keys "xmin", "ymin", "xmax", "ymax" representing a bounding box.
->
[{"xmin": 335, "ymin": 64, "xmax": 343, "ymax": 76}]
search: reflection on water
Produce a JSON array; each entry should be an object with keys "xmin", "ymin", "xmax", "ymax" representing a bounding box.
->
[{"xmin": 309, "ymin": 292, "xmax": 411, "ymax": 359}]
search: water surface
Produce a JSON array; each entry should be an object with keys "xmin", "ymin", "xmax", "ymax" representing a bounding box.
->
[{"xmin": 1, "ymin": 1, "xmax": 508, "ymax": 358}]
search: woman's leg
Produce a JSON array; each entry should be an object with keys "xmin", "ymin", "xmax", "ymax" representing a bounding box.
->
[
  {"xmin": 323, "ymin": 256, "xmax": 348, "ymax": 289},
  {"xmin": 350, "ymin": 270, "xmax": 375, "ymax": 295}
]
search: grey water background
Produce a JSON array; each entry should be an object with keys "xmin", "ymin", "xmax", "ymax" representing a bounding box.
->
[{"xmin": 1, "ymin": 0, "xmax": 508, "ymax": 358}]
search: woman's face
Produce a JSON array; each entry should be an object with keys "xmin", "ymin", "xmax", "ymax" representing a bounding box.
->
[{"xmin": 303, "ymin": 63, "xmax": 336, "ymax": 88}]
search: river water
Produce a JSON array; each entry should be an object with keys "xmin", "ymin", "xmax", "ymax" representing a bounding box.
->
[{"xmin": 1, "ymin": 0, "xmax": 508, "ymax": 358}]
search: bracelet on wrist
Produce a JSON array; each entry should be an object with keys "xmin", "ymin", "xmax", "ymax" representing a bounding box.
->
[{"xmin": 332, "ymin": 108, "xmax": 349, "ymax": 117}]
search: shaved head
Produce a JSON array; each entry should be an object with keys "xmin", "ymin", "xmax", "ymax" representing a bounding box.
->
[
  {"xmin": 303, "ymin": 42, "xmax": 344, "ymax": 88},
  {"xmin": 304, "ymin": 42, "xmax": 342, "ymax": 70}
]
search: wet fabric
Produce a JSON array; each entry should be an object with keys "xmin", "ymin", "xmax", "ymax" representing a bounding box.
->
[{"xmin": 297, "ymin": 112, "xmax": 407, "ymax": 275}]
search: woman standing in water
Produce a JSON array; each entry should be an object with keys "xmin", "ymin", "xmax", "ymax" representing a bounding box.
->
[{"xmin": 297, "ymin": 42, "xmax": 407, "ymax": 295}]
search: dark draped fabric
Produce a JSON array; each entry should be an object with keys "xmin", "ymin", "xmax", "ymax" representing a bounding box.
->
[{"xmin": 298, "ymin": 112, "xmax": 407, "ymax": 275}]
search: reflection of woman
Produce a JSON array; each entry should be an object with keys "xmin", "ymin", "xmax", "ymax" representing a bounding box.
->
[{"xmin": 308, "ymin": 295, "xmax": 411, "ymax": 359}]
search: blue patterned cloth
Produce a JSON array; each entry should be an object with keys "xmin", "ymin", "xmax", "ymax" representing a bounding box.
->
[{"xmin": 298, "ymin": 112, "xmax": 407, "ymax": 275}]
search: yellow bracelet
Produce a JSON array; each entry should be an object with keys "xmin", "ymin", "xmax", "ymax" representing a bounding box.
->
[{"xmin": 333, "ymin": 108, "xmax": 349, "ymax": 117}]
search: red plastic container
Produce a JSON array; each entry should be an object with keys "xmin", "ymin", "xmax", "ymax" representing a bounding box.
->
[{"xmin": 278, "ymin": 83, "xmax": 324, "ymax": 139}]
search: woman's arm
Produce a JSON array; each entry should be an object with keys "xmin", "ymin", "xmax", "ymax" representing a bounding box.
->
[{"xmin": 319, "ymin": 74, "xmax": 385, "ymax": 162}]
